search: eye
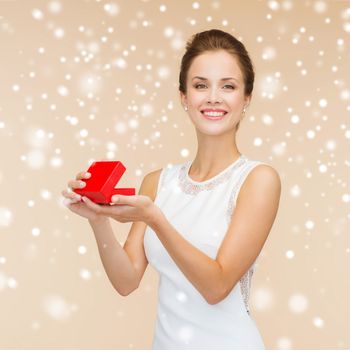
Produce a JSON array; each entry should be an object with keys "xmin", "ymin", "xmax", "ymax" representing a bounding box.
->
[{"xmin": 194, "ymin": 83, "xmax": 235, "ymax": 90}]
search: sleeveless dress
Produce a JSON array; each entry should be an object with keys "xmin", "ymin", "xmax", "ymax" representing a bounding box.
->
[{"xmin": 143, "ymin": 154, "xmax": 267, "ymax": 350}]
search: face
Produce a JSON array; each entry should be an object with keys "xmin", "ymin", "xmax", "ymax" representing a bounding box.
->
[{"xmin": 180, "ymin": 50, "xmax": 251, "ymax": 135}]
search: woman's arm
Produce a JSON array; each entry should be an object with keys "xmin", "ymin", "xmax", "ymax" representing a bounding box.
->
[
  {"xmin": 148, "ymin": 164, "xmax": 281, "ymax": 305},
  {"xmin": 86, "ymin": 169, "xmax": 162, "ymax": 296},
  {"xmin": 89, "ymin": 216, "xmax": 138, "ymax": 296}
]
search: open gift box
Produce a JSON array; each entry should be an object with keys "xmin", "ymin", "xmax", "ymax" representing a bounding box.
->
[{"xmin": 73, "ymin": 161, "xmax": 136, "ymax": 204}]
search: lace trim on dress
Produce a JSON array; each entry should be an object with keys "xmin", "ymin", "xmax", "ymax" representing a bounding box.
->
[
  {"xmin": 178, "ymin": 155, "xmax": 248, "ymax": 195},
  {"xmin": 239, "ymin": 268, "xmax": 254, "ymax": 315},
  {"xmin": 159, "ymin": 166, "xmax": 168, "ymax": 190}
]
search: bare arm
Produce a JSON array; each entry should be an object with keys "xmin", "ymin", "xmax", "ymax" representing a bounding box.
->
[
  {"xmin": 88, "ymin": 216, "xmax": 138, "ymax": 296},
  {"xmin": 148, "ymin": 164, "xmax": 281, "ymax": 304},
  {"xmin": 88, "ymin": 169, "xmax": 162, "ymax": 296}
]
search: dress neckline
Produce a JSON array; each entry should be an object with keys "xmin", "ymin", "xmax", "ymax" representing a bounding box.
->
[
  {"xmin": 178, "ymin": 154, "xmax": 248, "ymax": 195},
  {"xmin": 185, "ymin": 154, "xmax": 245, "ymax": 185}
]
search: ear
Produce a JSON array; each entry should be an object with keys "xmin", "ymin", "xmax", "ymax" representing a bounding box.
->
[
  {"xmin": 180, "ymin": 91, "xmax": 187, "ymax": 108},
  {"xmin": 244, "ymin": 94, "xmax": 252, "ymax": 109}
]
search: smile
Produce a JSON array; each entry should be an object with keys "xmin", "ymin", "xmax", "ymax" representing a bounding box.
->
[{"xmin": 201, "ymin": 110, "xmax": 227, "ymax": 120}]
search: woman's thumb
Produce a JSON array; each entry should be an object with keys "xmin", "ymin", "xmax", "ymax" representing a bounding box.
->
[{"xmin": 81, "ymin": 196, "xmax": 98, "ymax": 209}]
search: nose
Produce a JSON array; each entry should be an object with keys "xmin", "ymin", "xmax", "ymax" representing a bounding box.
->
[{"xmin": 207, "ymin": 87, "xmax": 222, "ymax": 104}]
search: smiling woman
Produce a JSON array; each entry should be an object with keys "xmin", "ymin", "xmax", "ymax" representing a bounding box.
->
[
  {"xmin": 62, "ymin": 28, "xmax": 281, "ymax": 350},
  {"xmin": 179, "ymin": 29, "xmax": 255, "ymax": 132},
  {"xmin": 141, "ymin": 29, "xmax": 281, "ymax": 350}
]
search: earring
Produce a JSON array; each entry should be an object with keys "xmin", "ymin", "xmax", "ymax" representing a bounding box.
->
[{"xmin": 184, "ymin": 106, "xmax": 188, "ymax": 111}]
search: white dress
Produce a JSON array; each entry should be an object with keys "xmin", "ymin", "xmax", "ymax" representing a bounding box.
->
[{"xmin": 144, "ymin": 154, "xmax": 267, "ymax": 350}]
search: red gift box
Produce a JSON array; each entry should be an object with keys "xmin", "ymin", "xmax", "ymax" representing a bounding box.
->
[{"xmin": 73, "ymin": 161, "xmax": 135, "ymax": 204}]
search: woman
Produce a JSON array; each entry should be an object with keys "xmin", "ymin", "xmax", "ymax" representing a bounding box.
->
[{"xmin": 62, "ymin": 29, "xmax": 281, "ymax": 349}]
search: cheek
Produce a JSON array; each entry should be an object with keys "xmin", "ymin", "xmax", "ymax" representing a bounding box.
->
[
  {"xmin": 228, "ymin": 93, "xmax": 245, "ymax": 107},
  {"xmin": 187, "ymin": 91, "xmax": 202, "ymax": 105}
]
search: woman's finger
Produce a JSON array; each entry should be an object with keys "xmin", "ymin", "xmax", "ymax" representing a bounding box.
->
[
  {"xmin": 67, "ymin": 179, "xmax": 86, "ymax": 190},
  {"xmin": 81, "ymin": 196, "xmax": 106, "ymax": 214},
  {"xmin": 62, "ymin": 197, "xmax": 74, "ymax": 206},
  {"xmin": 61, "ymin": 189, "xmax": 82, "ymax": 201},
  {"xmin": 83, "ymin": 196, "xmax": 123, "ymax": 217},
  {"xmin": 76, "ymin": 171, "xmax": 91, "ymax": 180},
  {"xmin": 76, "ymin": 171, "xmax": 86, "ymax": 180}
]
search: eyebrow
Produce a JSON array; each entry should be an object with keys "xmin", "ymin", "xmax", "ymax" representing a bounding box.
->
[{"xmin": 192, "ymin": 76, "xmax": 239, "ymax": 83}]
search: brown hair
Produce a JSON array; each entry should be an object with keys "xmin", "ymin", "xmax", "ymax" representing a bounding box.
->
[{"xmin": 179, "ymin": 29, "xmax": 255, "ymax": 130}]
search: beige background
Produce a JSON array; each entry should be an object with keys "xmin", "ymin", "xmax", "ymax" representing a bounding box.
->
[{"xmin": 0, "ymin": 0, "xmax": 349, "ymax": 349}]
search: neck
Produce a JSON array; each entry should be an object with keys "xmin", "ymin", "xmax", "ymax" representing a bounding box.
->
[{"xmin": 189, "ymin": 130, "xmax": 241, "ymax": 178}]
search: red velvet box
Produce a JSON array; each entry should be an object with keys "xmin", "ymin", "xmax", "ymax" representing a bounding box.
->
[{"xmin": 73, "ymin": 161, "xmax": 136, "ymax": 204}]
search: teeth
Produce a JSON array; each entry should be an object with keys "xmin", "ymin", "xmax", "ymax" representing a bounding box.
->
[{"xmin": 202, "ymin": 111, "xmax": 226, "ymax": 117}]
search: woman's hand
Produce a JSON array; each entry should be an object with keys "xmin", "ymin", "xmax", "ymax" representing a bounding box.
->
[
  {"xmin": 81, "ymin": 194, "xmax": 160, "ymax": 226},
  {"xmin": 62, "ymin": 170, "xmax": 110, "ymax": 222}
]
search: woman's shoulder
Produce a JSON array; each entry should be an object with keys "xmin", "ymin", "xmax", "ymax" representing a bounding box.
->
[
  {"xmin": 141, "ymin": 161, "xmax": 185, "ymax": 198},
  {"xmin": 239, "ymin": 155, "xmax": 281, "ymax": 193},
  {"xmin": 242, "ymin": 155, "xmax": 281, "ymax": 190},
  {"xmin": 244, "ymin": 155, "xmax": 279, "ymax": 173},
  {"xmin": 138, "ymin": 168, "xmax": 163, "ymax": 201}
]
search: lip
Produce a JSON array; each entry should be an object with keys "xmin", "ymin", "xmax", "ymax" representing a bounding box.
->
[
  {"xmin": 201, "ymin": 109, "xmax": 228, "ymax": 120},
  {"xmin": 201, "ymin": 109, "xmax": 227, "ymax": 113}
]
